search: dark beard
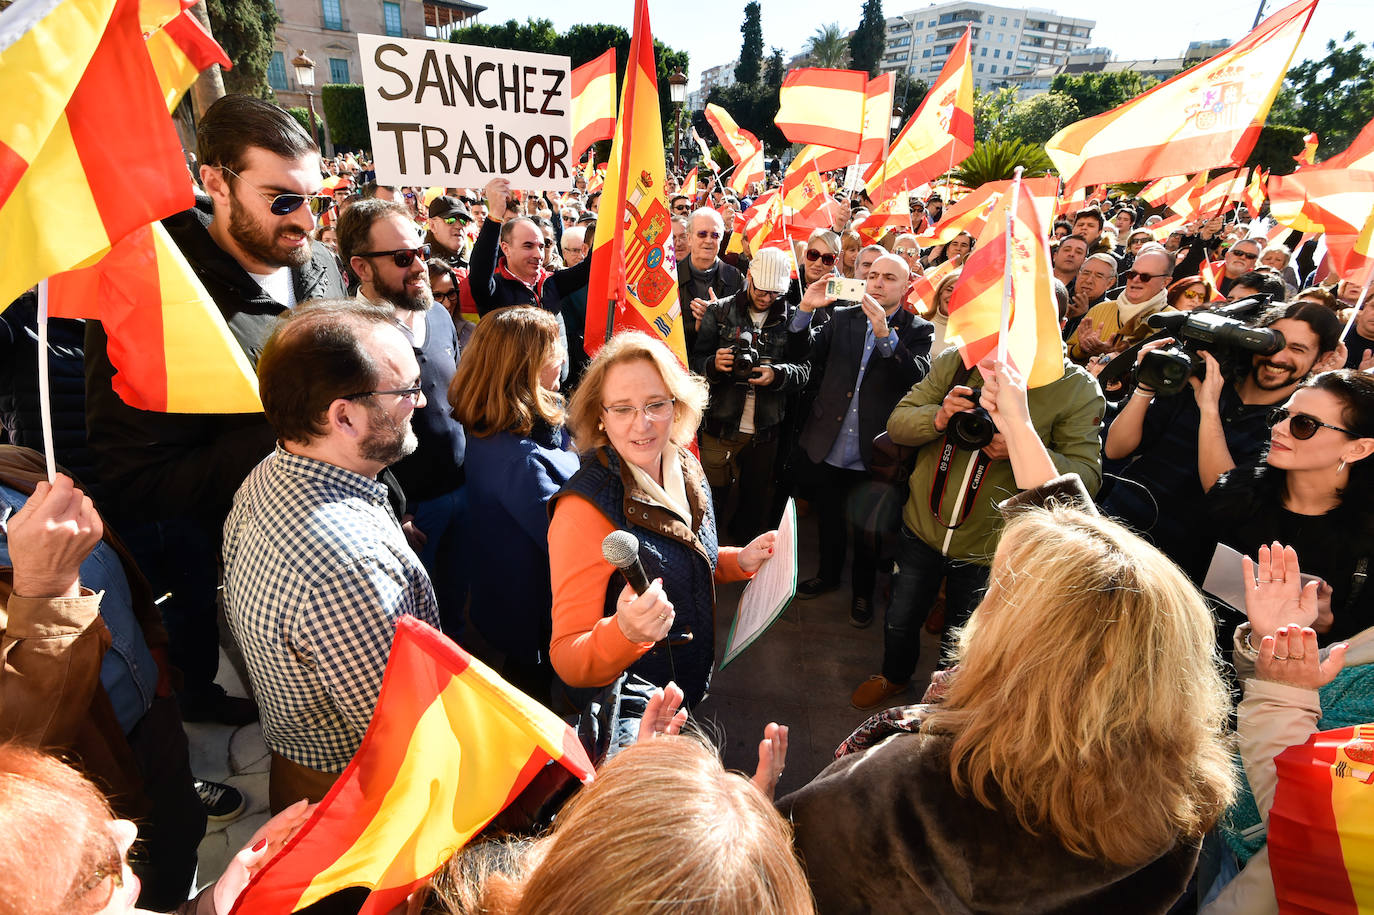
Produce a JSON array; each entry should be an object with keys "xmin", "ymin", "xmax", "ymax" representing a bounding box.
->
[
  {"xmin": 376, "ymin": 272, "xmax": 432, "ymax": 313},
  {"xmin": 359, "ymin": 404, "xmax": 418, "ymax": 465},
  {"xmin": 227, "ymin": 193, "xmax": 311, "ymax": 269}
]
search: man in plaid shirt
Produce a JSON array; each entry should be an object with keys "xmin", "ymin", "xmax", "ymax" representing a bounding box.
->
[{"xmin": 222, "ymin": 299, "xmax": 441, "ymax": 811}]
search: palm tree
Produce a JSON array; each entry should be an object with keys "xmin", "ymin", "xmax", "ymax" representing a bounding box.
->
[
  {"xmin": 949, "ymin": 139, "xmax": 1053, "ymax": 188},
  {"xmin": 808, "ymin": 23, "xmax": 849, "ymax": 69}
]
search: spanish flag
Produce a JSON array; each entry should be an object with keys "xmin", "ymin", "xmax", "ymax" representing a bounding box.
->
[
  {"xmin": 1195, "ymin": 168, "xmax": 1250, "ymax": 220},
  {"xmin": 776, "ymin": 68, "xmax": 869, "ymax": 153},
  {"xmin": 1243, "ymin": 168, "xmax": 1268, "ymax": 218},
  {"xmin": 1329, "ymin": 206, "xmax": 1374, "ymax": 287},
  {"xmin": 705, "ymin": 103, "xmax": 766, "ymax": 195},
  {"xmin": 865, "ymin": 27, "xmax": 974, "ymax": 201},
  {"xmin": 918, "ymin": 177, "xmax": 1058, "ymax": 248},
  {"xmin": 782, "ymin": 155, "xmax": 835, "ymax": 228},
  {"xmin": 1167, "ymin": 171, "xmax": 1211, "ymax": 220},
  {"xmin": 570, "ymin": 48, "xmax": 618, "ymax": 163},
  {"xmin": 858, "ymin": 73, "xmax": 896, "ymax": 166},
  {"xmin": 945, "ymin": 170, "xmax": 1062, "ymax": 388},
  {"xmin": 1138, "ymin": 174, "xmax": 1191, "ymax": 208},
  {"xmin": 1268, "ymin": 723, "xmax": 1374, "ymax": 914},
  {"xmin": 0, "ymin": 0, "xmax": 194, "ymax": 309},
  {"xmin": 905, "ymin": 255, "xmax": 960, "ymax": 316},
  {"xmin": 681, "ymin": 166, "xmax": 698, "ymax": 201},
  {"xmin": 1294, "ymin": 131, "xmax": 1320, "ymax": 168},
  {"xmin": 854, "ymin": 194, "xmax": 911, "ymax": 245},
  {"xmin": 585, "ymin": 0, "xmax": 687, "ymax": 363},
  {"xmin": 731, "ymin": 188, "xmax": 786, "ymax": 256},
  {"xmin": 230, "ymin": 617, "xmax": 595, "ymax": 914},
  {"xmin": 1046, "ymin": 0, "xmax": 1315, "ymax": 191},
  {"xmin": 1269, "ymin": 169, "xmax": 1374, "ymax": 237}
]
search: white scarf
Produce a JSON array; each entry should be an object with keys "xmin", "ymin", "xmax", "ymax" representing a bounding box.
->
[{"xmin": 625, "ymin": 445, "xmax": 691, "ymax": 525}]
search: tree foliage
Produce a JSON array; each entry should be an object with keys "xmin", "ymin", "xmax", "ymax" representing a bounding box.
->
[
  {"xmin": 950, "ymin": 138, "xmax": 1052, "ymax": 187},
  {"xmin": 320, "ymin": 84, "xmax": 371, "ymax": 151},
  {"xmin": 1049, "ymin": 71, "xmax": 1153, "ymax": 119},
  {"xmin": 735, "ymin": 2, "xmax": 763, "ymax": 86},
  {"xmin": 808, "ymin": 23, "xmax": 849, "ymax": 69},
  {"xmin": 206, "ymin": 0, "xmax": 279, "ymax": 99},
  {"xmin": 997, "ymin": 92, "xmax": 1080, "ymax": 145},
  {"xmin": 765, "ymin": 48, "xmax": 785, "ymax": 91},
  {"xmin": 1268, "ymin": 33, "xmax": 1374, "ymax": 158},
  {"xmin": 972, "ymin": 87, "xmax": 1018, "ymax": 143},
  {"xmin": 893, "ymin": 73, "xmax": 929, "ymax": 123},
  {"xmin": 849, "ymin": 0, "xmax": 885, "ymax": 77},
  {"xmin": 1246, "ymin": 124, "xmax": 1311, "ymax": 176}
]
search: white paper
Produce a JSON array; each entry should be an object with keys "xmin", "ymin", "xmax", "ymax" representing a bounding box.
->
[
  {"xmin": 359, "ymin": 36, "xmax": 573, "ymax": 191},
  {"xmin": 721, "ymin": 499, "xmax": 798, "ymax": 668}
]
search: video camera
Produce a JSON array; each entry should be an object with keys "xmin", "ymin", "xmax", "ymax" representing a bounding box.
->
[
  {"xmin": 730, "ymin": 329, "xmax": 760, "ymax": 381},
  {"xmin": 1099, "ymin": 296, "xmax": 1283, "ymax": 396}
]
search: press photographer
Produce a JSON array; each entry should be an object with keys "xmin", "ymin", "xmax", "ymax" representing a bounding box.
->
[
  {"xmin": 690, "ymin": 248, "xmax": 810, "ymax": 542},
  {"xmin": 1101, "ymin": 300, "xmax": 1343, "ymax": 576}
]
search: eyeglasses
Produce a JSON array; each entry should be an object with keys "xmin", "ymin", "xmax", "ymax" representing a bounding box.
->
[
  {"xmin": 344, "ymin": 384, "xmax": 424, "ymax": 404},
  {"xmin": 602, "ymin": 398, "xmax": 675, "ymax": 423},
  {"xmin": 356, "ymin": 245, "xmax": 431, "ymax": 268},
  {"xmin": 695, "ymin": 230, "xmax": 721, "ymax": 240},
  {"xmin": 439, "ymin": 216, "xmax": 469, "ymax": 226},
  {"xmin": 1230, "ymin": 249, "xmax": 1260, "ymax": 260},
  {"xmin": 896, "ymin": 246, "xmax": 918, "ymax": 257},
  {"xmin": 805, "ymin": 249, "xmax": 837, "ymax": 266},
  {"xmin": 1123, "ymin": 270, "xmax": 1163, "ymax": 283},
  {"xmin": 219, "ymin": 166, "xmax": 333, "ymax": 216},
  {"xmin": 434, "ymin": 289, "xmax": 459, "ymax": 303},
  {"xmin": 674, "ymin": 204, "xmax": 692, "ymax": 213},
  {"xmin": 1268, "ymin": 407, "xmax": 1359, "ymax": 440},
  {"xmin": 1181, "ymin": 288, "xmax": 1207, "ymax": 301}
]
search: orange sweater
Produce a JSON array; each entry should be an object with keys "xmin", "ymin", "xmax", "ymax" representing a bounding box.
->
[{"xmin": 547, "ymin": 493, "xmax": 750, "ymax": 688}]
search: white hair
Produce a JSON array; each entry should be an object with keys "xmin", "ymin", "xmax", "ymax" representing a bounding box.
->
[
  {"xmin": 562, "ymin": 226, "xmax": 587, "ymax": 250},
  {"xmin": 689, "ymin": 207, "xmax": 724, "ymax": 234}
]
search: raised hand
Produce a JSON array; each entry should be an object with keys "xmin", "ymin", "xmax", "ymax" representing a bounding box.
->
[
  {"xmin": 1255, "ymin": 625, "xmax": 1347, "ymax": 689},
  {"xmin": 749, "ymin": 721, "xmax": 789, "ymax": 800},
  {"xmin": 1242, "ymin": 542, "xmax": 1319, "ymax": 638},
  {"xmin": 5, "ymin": 475, "xmax": 102, "ymax": 598},
  {"xmin": 636, "ymin": 681, "xmax": 688, "ymax": 743}
]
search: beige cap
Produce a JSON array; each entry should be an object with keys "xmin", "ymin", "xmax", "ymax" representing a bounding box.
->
[{"xmin": 749, "ymin": 247, "xmax": 792, "ymax": 294}]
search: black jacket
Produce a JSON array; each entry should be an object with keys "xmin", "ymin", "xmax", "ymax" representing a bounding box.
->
[
  {"xmin": 690, "ymin": 290, "xmax": 809, "ymax": 435},
  {"xmin": 796, "ymin": 304, "xmax": 934, "ymax": 469},
  {"xmin": 678, "ymin": 258, "xmax": 743, "ymax": 354},
  {"xmin": 84, "ymin": 196, "xmax": 346, "ymax": 523}
]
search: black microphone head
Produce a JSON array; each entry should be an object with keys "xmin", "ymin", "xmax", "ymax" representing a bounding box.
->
[{"xmin": 601, "ymin": 530, "xmax": 641, "ymax": 570}]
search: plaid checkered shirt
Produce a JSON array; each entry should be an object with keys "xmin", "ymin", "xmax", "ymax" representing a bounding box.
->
[{"xmin": 223, "ymin": 445, "xmax": 440, "ymax": 772}]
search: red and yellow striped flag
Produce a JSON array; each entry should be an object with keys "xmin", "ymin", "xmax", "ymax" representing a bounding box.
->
[
  {"xmin": 1196, "ymin": 167, "xmax": 1250, "ymax": 219},
  {"xmin": 1198, "ymin": 259, "xmax": 1229, "ymax": 302},
  {"xmin": 1243, "ymin": 167, "xmax": 1268, "ymax": 218},
  {"xmin": 1269, "ymin": 169, "xmax": 1374, "ymax": 236},
  {"xmin": 0, "ymin": 0, "xmax": 195, "ymax": 309},
  {"xmin": 230, "ymin": 617, "xmax": 595, "ymax": 914},
  {"xmin": 859, "ymin": 73, "xmax": 895, "ymax": 166},
  {"xmin": 865, "ymin": 27, "xmax": 974, "ymax": 201},
  {"xmin": 585, "ymin": 0, "xmax": 685, "ymax": 362},
  {"xmin": 854, "ymin": 194, "xmax": 911, "ymax": 245},
  {"xmin": 705, "ymin": 103, "xmax": 765, "ymax": 195},
  {"xmin": 1329, "ymin": 206, "xmax": 1374, "ymax": 287},
  {"xmin": 946, "ymin": 172, "xmax": 1062, "ymax": 388},
  {"xmin": 782, "ymin": 155, "xmax": 835, "ymax": 228},
  {"xmin": 681, "ymin": 166, "xmax": 698, "ymax": 200},
  {"xmin": 1268, "ymin": 723, "xmax": 1374, "ymax": 915},
  {"xmin": 905, "ymin": 255, "xmax": 960, "ymax": 315},
  {"xmin": 570, "ymin": 48, "xmax": 618, "ymax": 163},
  {"xmin": 1294, "ymin": 131, "xmax": 1320, "ymax": 168},
  {"xmin": 776, "ymin": 68, "xmax": 869, "ymax": 152},
  {"xmin": 1167, "ymin": 172, "xmax": 1211, "ymax": 220},
  {"xmin": 918, "ymin": 177, "xmax": 1057, "ymax": 247},
  {"xmin": 1138, "ymin": 174, "xmax": 1191, "ymax": 207},
  {"xmin": 734, "ymin": 188, "xmax": 787, "ymax": 255},
  {"xmin": 1046, "ymin": 0, "xmax": 1315, "ymax": 191}
]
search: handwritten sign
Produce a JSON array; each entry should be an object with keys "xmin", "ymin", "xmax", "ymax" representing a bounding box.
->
[{"xmin": 359, "ymin": 36, "xmax": 573, "ymax": 191}]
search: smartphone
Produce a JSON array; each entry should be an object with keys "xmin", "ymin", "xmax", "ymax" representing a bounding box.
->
[{"xmin": 826, "ymin": 277, "xmax": 866, "ymax": 301}]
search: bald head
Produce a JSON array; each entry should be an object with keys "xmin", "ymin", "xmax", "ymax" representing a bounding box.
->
[{"xmin": 865, "ymin": 253, "xmax": 911, "ymax": 310}]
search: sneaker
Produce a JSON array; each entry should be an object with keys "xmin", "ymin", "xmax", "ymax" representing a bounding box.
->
[
  {"xmin": 849, "ymin": 597, "xmax": 873, "ymax": 628},
  {"xmin": 850, "ymin": 675, "xmax": 909, "ymax": 711},
  {"xmin": 180, "ymin": 687, "xmax": 259, "ymax": 727},
  {"xmin": 194, "ymin": 778, "xmax": 246, "ymax": 822},
  {"xmin": 795, "ymin": 577, "xmax": 840, "ymax": 600}
]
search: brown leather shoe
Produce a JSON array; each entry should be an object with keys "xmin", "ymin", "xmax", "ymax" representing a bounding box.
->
[{"xmin": 850, "ymin": 674, "xmax": 909, "ymax": 710}]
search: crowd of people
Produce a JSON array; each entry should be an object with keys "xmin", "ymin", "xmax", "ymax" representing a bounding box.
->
[{"xmin": 2, "ymin": 92, "xmax": 1373, "ymax": 914}]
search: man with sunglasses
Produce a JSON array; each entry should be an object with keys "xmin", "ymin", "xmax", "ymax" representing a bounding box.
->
[
  {"xmin": 1213, "ymin": 237, "xmax": 1265, "ymax": 297},
  {"xmin": 1102, "ymin": 300, "xmax": 1343, "ymax": 576},
  {"xmin": 83, "ymin": 94, "xmax": 346, "ymax": 728},
  {"xmin": 423, "ymin": 195, "xmax": 473, "ymax": 270},
  {"xmin": 338, "ymin": 200, "xmax": 468, "ymax": 632},
  {"xmin": 1068, "ymin": 249, "xmax": 1176, "ymax": 363},
  {"xmin": 678, "ymin": 207, "xmax": 743, "ymax": 352},
  {"xmin": 224, "ymin": 300, "xmax": 440, "ymax": 810}
]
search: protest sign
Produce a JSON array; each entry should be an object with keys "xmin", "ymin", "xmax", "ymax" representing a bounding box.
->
[{"xmin": 359, "ymin": 36, "xmax": 573, "ymax": 191}]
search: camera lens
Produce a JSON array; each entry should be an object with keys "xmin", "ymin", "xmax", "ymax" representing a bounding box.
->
[{"xmin": 947, "ymin": 407, "xmax": 996, "ymax": 451}]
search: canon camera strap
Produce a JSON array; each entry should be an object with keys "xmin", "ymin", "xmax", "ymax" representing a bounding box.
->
[{"xmin": 928, "ymin": 365, "xmax": 992, "ymax": 531}]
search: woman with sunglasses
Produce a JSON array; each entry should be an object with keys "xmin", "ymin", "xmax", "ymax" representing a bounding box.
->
[
  {"xmin": 1205, "ymin": 370, "xmax": 1374, "ymax": 645},
  {"xmin": 547, "ymin": 333, "xmax": 777, "ymax": 712},
  {"xmin": 789, "ymin": 229, "xmax": 841, "ymax": 310},
  {"xmin": 1166, "ymin": 274, "xmax": 1216, "ymax": 312}
]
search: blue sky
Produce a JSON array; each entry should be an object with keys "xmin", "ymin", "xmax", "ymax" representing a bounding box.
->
[{"xmin": 497, "ymin": 0, "xmax": 1367, "ymax": 86}]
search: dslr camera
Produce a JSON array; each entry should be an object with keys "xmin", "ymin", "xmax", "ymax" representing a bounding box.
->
[
  {"xmin": 731, "ymin": 328, "xmax": 760, "ymax": 381},
  {"xmin": 946, "ymin": 394, "xmax": 997, "ymax": 451},
  {"xmin": 1135, "ymin": 296, "xmax": 1283, "ymax": 396}
]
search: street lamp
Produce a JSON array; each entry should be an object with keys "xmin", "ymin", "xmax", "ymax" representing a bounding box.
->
[
  {"xmin": 667, "ymin": 70, "xmax": 688, "ymax": 174},
  {"xmin": 292, "ymin": 50, "xmax": 322, "ymax": 152}
]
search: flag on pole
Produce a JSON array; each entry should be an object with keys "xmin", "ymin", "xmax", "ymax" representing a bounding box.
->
[
  {"xmin": 1243, "ymin": 167, "xmax": 1268, "ymax": 218},
  {"xmin": 0, "ymin": 0, "xmax": 195, "ymax": 310},
  {"xmin": 782, "ymin": 155, "xmax": 836, "ymax": 228},
  {"xmin": 690, "ymin": 126, "xmax": 719, "ymax": 172},
  {"xmin": 570, "ymin": 48, "xmax": 618, "ymax": 163},
  {"xmin": 1328, "ymin": 206, "xmax": 1374, "ymax": 287},
  {"xmin": 945, "ymin": 171, "xmax": 1062, "ymax": 388},
  {"xmin": 864, "ymin": 27, "xmax": 974, "ymax": 201},
  {"xmin": 791, "ymin": 142, "xmax": 858, "ymax": 177},
  {"xmin": 905, "ymin": 255, "xmax": 961, "ymax": 315},
  {"xmin": 1196, "ymin": 168, "xmax": 1250, "ymax": 219},
  {"xmin": 735, "ymin": 188, "xmax": 787, "ymax": 254},
  {"xmin": 230, "ymin": 617, "xmax": 595, "ymax": 914},
  {"xmin": 859, "ymin": 73, "xmax": 896, "ymax": 166},
  {"xmin": 775, "ymin": 68, "xmax": 869, "ymax": 152},
  {"xmin": 584, "ymin": 0, "xmax": 686, "ymax": 363},
  {"xmin": 1167, "ymin": 171, "xmax": 1211, "ymax": 220},
  {"xmin": 918, "ymin": 177, "xmax": 1058, "ymax": 247},
  {"xmin": 1147, "ymin": 212, "xmax": 1190, "ymax": 242},
  {"xmin": 1138, "ymin": 174, "xmax": 1191, "ymax": 207},
  {"xmin": 853, "ymin": 194, "xmax": 911, "ymax": 245},
  {"xmin": 704, "ymin": 103, "xmax": 765, "ymax": 194},
  {"xmin": 1267, "ymin": 723, "xmax": 1374, "ymax": 915},
  {"xmin": 1197, "ymin": 258, "xmax": 1230, "ymax": 302},
  {"xmin": 1269, "ymin": 169, "xmax": 1374, "ymax": 236},
  {"xmin": 681, "ymin": 167, "xmax": 698, "ymax": 200},
  {"xmin": 1294, "ymin": 131, "xmax": 1319, "ymax": 168},
  {"xmin": 1046, "ymin": 0, "xmax": 1316, "ymax": 191}
]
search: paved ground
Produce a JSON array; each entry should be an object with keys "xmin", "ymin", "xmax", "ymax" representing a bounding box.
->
[{"xmin": 187, "ymin": 507, "xmax": 942, "ymax": 887}]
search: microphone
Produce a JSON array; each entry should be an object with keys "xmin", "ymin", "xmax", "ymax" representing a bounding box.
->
[{"xmin": 602, "ymin": 530, "xmax": 652, "ymax": 595}]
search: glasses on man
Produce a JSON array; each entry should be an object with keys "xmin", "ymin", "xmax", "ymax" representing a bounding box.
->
[
  {"xmin": 1122, "ymin": 269, "xmax": 1162, "ymax": 283},
  {"xmin": 695, "ymin": 230, "xmax": 721, "ymax": 240},
  {"xmin": 602, "ymin": 398, "xmax": 676, "ymax": 423},
  {"xmin": 440, "ymin": 216, "xmax": 469, "ymax": 226},
  {"xmin": 1230, "ymin": 249, "xmax": 1260, "ymax": 261},
  {"xmin": 674, "ymin": 203, "xmax": 692, "ymax": 214},
  {"xmin": 896, "ymin": 246, "xmax": 918, "ymax": 258},
  {"xmin": 805, "ymin": 249, "xmax": 837, "ymax": 267},
  {"xmin": 219, "ymin": 166, "xmax": 333, "ymax": 216},
  {"xmin": 356, "ymin": 245, "xmax": 431, "ymax": 268},
  {"xmin": 344, "ymin": 384, "xmax": 425, "ymax": 404},
  {"xmin": 1267, "ymin": 407, "xmax": 1359, "ymax": 440}
]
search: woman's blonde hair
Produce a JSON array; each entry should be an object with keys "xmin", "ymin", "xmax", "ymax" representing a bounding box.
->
[
  {"xmin": 565, "ymin": 331, "xmax": 707, "ymax": 452},
  {"xmin": 448, "ymin": 306, "xmax": 565, "ymax": 438},
  {"xmin": 479, "ymin": 736, "xmax": 815, "ymax": 915},
  {"xmin": 919, "ymin": 268, "xmax": 963, "ymax": 319},
  {"xmin": 922, "ymin": 505, "xmax": 1236, "ymax": 867}
]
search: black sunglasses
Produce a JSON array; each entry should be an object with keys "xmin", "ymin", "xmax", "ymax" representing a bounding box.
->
[
  {"xmin": 1231, "ymin": 249, "xmax": 1260, "ymax": 260},
  {"xmin": 356, "ymin": 245, "xmax": 431, "ymax": 268},
  {"xmin": 805, "ymin": 249, "xmax": 837, "ymax": 266},
  {"xmin": 1123, "ymin": 269, "xmax": 1163, "ymax": 282},
  {"xmin": 1268, "ymin": 407, "xmax": 1359, "ymax": 440},
  {"xmin": 220, "ymin": 166, "xmax": 333, "ymax": 216}
]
